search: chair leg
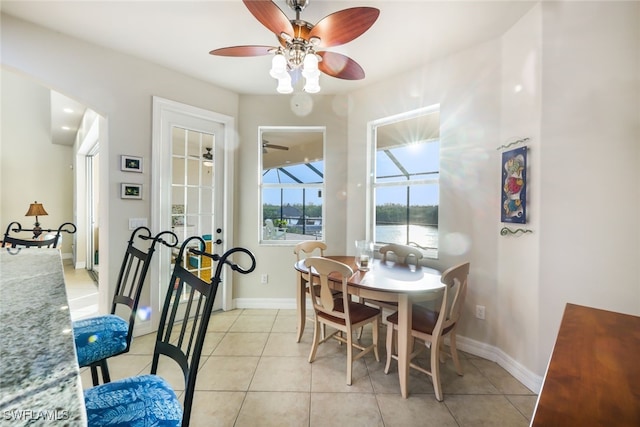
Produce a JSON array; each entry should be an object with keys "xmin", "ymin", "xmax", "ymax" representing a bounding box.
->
[
  {"xmin": 308, "ymin": 318, "xmax": 321, "ymax": 363},
  {"xmin": 430, "ymin": 339, "xmax": 443, "ymax": 401},
  {"xmin": 384, "ymin": 323, "xmax": 394, "ymax": 374},
  {"xmin": 449, "ymin": 333, "xmax": 464, "ymax": 376},
  {"xmin": 100, "ymin": 359, "xmax": 111, "ymax": 384},
  {"xmin": 346, "ymin": 328, "xmax": 353, "ymax": 386},
  {"xmin": 90, "ymin": 365, "xmax": 100, "ymax": 386},
  {"xmin": 372, "ymin": 317, "xmax": 380, "ymax": 362}
]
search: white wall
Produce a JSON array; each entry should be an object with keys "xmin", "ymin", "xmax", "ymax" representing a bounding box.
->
[
  {"xmin": 0, "ymin": 70, "xmax": 75, "ymax": 257},
  {"xmin": 346, "ymin": 1, "xmax": 639, "ymax": 390},
  {"xmin": 234, "ymin": 95, "xmax": 348, "ymax": 305},
  {"xmin": 537, "ymin": 1, "xmax": 640, "ymax": 373},
  {"xmin": 1, "ymin": 13, "xmax": 239, "ymax": 314}
]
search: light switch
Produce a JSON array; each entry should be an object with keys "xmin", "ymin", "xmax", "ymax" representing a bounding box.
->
[{"xmin": 128, "ymin": 218, "xmax": 148, "ymax": 230}]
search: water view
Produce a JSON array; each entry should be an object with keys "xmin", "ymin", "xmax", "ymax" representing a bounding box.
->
[{"xmin": 375, "ymin": 224, "xmax": 438, "ymax": 250}]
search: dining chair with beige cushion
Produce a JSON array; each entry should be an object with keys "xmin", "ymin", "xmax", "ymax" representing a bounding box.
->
[
  {"xmin": 305, "ymin": 256, "xmax": 381, "ymax": 385},
  {"xmin": 384, "ymin": 261, "xmax": 470, "ymax": 401}
]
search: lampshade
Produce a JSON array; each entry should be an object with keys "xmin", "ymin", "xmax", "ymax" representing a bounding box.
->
[{"xmin": 25, "ymin": 201, "xmax": 48, "ymax": 217}]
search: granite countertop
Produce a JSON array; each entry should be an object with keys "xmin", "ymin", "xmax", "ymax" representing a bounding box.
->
[{"xmin": 0, "ymin": 249, "xmax": 86, "ymax": 426}]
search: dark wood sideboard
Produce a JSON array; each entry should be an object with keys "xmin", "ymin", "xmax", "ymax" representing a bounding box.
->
[{"xmin": 531, "ymin": 303, "xmax": 640, "ymax": 426}]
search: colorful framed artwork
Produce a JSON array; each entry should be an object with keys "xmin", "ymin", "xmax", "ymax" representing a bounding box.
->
[
  {"xmin": 121, "ymin": 183, "xmax": 142, "ymax": 199},
  {"xmin": 501, "ymin": 146, "xmax": 527, "ymax": 224},
  {"xmin": 121, "ymin": 155, "xmax": 143, "ymax": 172}
]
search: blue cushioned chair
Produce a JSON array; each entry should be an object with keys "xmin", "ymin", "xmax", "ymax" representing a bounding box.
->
[
  {"xmin": 73, "ymin": 227, "xmax": 179, "ymax": 386},
  {"xmin": 84, "ymin": 237, "xmax": 256, "ymax": 427}
]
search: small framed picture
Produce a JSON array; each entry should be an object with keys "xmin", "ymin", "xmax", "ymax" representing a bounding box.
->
[
  {"xmin": 121, "ymin": 155, "xmax": 143, "ymax": 172},
  {"xmin": 121, "ymin": 183, "xmax": 142, "ymax": 199}
]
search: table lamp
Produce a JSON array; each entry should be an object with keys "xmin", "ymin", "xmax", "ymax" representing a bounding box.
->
[{"xmin": 25, "ymin": 201, "xmax": 48, "ymax": 239}]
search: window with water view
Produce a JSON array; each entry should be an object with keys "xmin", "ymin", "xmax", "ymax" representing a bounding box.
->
[{"xmin": 372, "ymin": 108, "xmax": 440, "ymax": 258}]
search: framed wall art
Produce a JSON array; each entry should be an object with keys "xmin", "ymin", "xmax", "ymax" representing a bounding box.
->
[
  {"xmin": 121, "ymin": 183, "xmax": 142, "ymax": 199},
  {"xmin": 121, "ymin": 155, "xmax": 143, "ymax": 172},
  {"xmin": 501, "ymin": 146, "xmax": 527, "ymax": 224}
]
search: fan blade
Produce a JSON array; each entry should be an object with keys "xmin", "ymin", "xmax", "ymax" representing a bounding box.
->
[
  {"xmin": 265, "ymin": 144, "xmax": 289, "ymax": 151},
  {"xmin": 209, "ymin": 45, "xmax": 274, "ymax": 57},
  {"xmin": 243, "ymin": 0, "xmax": 294, "ymax": 39},
  {"xmin": 309, "ymin": 7, "xmax": 380, "ymax": 48},
  {"xmin": 317, "ymin": 51, "xmax": 365, "ymax": 80}
]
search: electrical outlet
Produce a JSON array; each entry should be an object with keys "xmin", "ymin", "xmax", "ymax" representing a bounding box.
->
[
  {"xmin": 475, "ymin": 305, "xmax": 486, "ymax": 320},
  {"xmin": 261, "ymin": 274, "xmax": 268, "ymax": 284}
]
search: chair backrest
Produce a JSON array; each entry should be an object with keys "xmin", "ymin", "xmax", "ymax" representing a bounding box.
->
[
  {"xmin": 379, "ymin": 243, "xmax": 424, "ymax": 265},
  {"xmin": 294, "ymin": 241, "xmax": 327, "ymax": 261},
  {"xmin": 435, "ymin": 262, "xmax": 470, "ymax": 334},
  {"xmin": 304, "ymin": 256, "xmax": 353, "ymax": 321},
  {"xmin": 2, "ymin": 221, "xmax": 76, "ymax": 249},
  {"xmin": 152, "ymin": 236, "xmax": 256, "ymax": 426},
  {"xmin": 110, "ymin": 227, "xmax": 179, "ymax": 352}
]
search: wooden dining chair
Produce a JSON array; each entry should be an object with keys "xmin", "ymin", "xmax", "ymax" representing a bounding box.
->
[
  {"xmin": 1, "ymin": 221, "xmax": 76, "ymax": 248},
  {"xmin": 384, "ymin": 261, "xmax": 470, "ymax": 401},
  {"xmin": 73, "ymin": 227, "xmax": 178, "ymax": 386},
  {"xmin": 293, "ymin": 244, "xmax": 332, "ymax": 342},
  {"xmin": 305, "ymin": 256, "xmax": 381, "ymax": 385},
  {"xmin": 379, "ymin": 243, "xmax": 424, "ymax": 265},
  {"xmin": 84, "ymin": 237, "xmax": 257, "ymax": 426}
]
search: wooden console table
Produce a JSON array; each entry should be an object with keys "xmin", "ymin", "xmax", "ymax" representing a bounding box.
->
[{"xmin": 531, "ymin": 303, "xmax": 640, "ymax": 426}]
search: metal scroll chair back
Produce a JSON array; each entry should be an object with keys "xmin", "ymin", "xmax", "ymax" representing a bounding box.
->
[
  {"xmin": 84, "ymin": 237, "xmax": 256, "ymax": 427},
  {"xmin": 73, "ymin": 227, "xmax": 179, "ymax": 386},
  {"xmin": 2, "ymin": 221, "xmax": 76, "ymax": 248}
]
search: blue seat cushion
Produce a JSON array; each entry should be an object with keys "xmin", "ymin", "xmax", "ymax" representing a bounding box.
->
[
  {"xmin": 73, "ymin": 314, "xmax": 129, "ymax": 367},
  {"xmin": 84, "ymin": 374, "xmax": 182, "ymax": 426}
]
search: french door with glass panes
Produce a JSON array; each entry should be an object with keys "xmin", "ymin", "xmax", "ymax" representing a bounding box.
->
[{"xmin": 151, "ymin": 97, "xmax": 232, "ymax": 333}]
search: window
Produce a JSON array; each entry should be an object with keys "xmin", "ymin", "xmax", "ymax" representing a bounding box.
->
[
  {"xmin": 369, "ymin": 106, "xmax": 440, "ymax": 258},
  {"xmin": 260, "ymin": 126, "xmax": 325, "ymax": 244}
]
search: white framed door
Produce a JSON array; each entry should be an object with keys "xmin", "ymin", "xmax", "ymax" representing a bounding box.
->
[{"xmin": 151, "ymin": 97, "xmax": 235, "ymax": 332}]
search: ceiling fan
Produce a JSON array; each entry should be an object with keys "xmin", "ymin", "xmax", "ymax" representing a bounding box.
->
[
  {"xmin": 263, "ymin": 140, "xmax": 289, "ymax": 153},
  {"xmin": 210, "ymin": 0, "xmax": 380, "ymax": 93}
]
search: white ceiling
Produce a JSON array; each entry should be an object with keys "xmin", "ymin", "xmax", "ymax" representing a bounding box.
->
[{"xmin": 3, "ymin": 0, "xmax": 536, "ymax": 145}]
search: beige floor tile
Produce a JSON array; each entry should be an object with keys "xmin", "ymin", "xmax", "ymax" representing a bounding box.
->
[
  {"xmin": 249, "ymin": 356, "xmax": 311, "ymax": 392},
  {"xmin": 445, "ymin": 394, "xmax": 530, "ymax": 426},
  {"xmin": 207, "ymin": 310, "xmax": 241, "ymax": 332},
  {"xmin": 80, "ymin": 354, "xmax": 151, "ymax": 389},
  {"xmin": 189, "ymin": 391, "xmax": 245, "ymax": 427},
  {"xmin": 229, "ymin": 315, "xmax": 276, "ymax": 332},
  {"xmin": 367, "ymin": 356, "xmax": 436, "ymax": 395},
  {"xmin": 506, "ymin": 394, "xmax": 538, "ymax": 421},
  {"xmin": 468, "ymin": 357, "xmax": 536, "ymax": 394},
  {"xmin": 128, "ymin": 332, "xmax": 156, "ymax": 354},
  {"xmin": 212, "ymin": 332, "xmax": 269, "ymax": 356},
  {"xmin": 377, "ymin": 393, "xmax": 459, "ymax": 427},
  {"xmin": 196, "ymin": 356, "xmax": 259, "ymax": 391},
  {"xmin": 311, "ymin": 355, "xmax": 373, "ymax": 392},
  {"xmin": 263, "ymin": 332, "xmax": 313, "ymax": 357},
  {"xmin": 310, "ymin": 393, "xmax": 383, "ymax": 427},
  {"xmin": 200, "ymin": 331, "xmax": 226, "ymax": 356},
  {"xmin": 235, "ymin": 391, "xmax": 310, "ymax": 427}
]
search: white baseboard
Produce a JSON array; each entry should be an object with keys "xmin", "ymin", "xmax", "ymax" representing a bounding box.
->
[
  {"xmin": 232, "ymin": 297, "xmax": 543, "ymax": 393},
  {"xmin": 450, "ymin": 335, "xmax": 542, "ymax": 394},
  {"xmin": 75, "ymin": 261, "xmax": 87, "ymax": 269}
]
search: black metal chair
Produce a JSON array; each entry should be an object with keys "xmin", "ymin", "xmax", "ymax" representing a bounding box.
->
[
  {"xmin": 83, "ymin": 236, "xmax": 256, "ymax": 426},
  {"xmin": 73, "ymin": 227, "xmax": 179, "ymax": 386},
  {"xmin": 1, "ymin": 221, "xmax": 76, "ymax": 248}
]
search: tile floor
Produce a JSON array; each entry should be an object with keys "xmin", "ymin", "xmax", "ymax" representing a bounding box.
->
[
  {"xmin": 64, "ymin": 261, "xmax": 99, "ymax": 321},
  {"xmin": 78, "ymin": 308, "xmax": 538, "ymax": 427}
]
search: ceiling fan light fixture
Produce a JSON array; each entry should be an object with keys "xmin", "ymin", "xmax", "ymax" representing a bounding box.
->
[
  {"xmin": 304, "ymin": 75, "xmax": 320, "ymax": 93},
  {"xmin": 276, "ymin": 74, "xmax": 294, "ymax": 94},
  {"xmin": 270, "ymin": 53, "xmax": 287, "ymax": 78}
]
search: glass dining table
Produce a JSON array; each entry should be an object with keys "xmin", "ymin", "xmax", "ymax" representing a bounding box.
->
[
  {"xmin": 294, "ymin": 255, "xmax": 443, "ymax": 398},
  {"xmin": 0, "ymin": 248, "xmax": 86, "ymax": 425}
]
